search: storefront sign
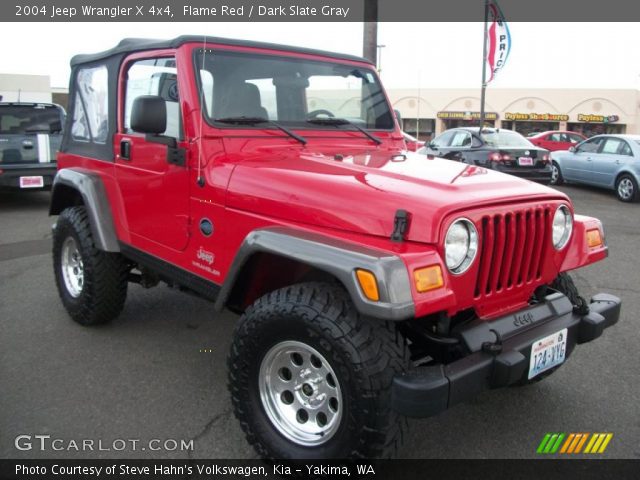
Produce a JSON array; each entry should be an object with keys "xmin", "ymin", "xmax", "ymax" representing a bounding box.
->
[
  {"xmin": 437, "ymin": 111, "xmax": 498, "ymax": 120},
  {"xmin": 577, "ymin": 114, "xmax": 619, "ymax": 123},
  {"xmin": 504, "ymin": 112, "xmax": 569, "ymax": 122}
]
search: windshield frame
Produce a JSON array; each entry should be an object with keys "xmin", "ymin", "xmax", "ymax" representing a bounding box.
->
[{"xmin": 191, "ymin": 47, "xmax": 395, "ymax": 132}]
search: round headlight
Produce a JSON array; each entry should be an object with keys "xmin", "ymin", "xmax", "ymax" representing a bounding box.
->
[
  {"xmin": 552, "ymin": 205, "xmax": 573, "ymax": 250},
  {"xmin": 445, "ymin": 219, "xmax": 478, "ymax": 274}
]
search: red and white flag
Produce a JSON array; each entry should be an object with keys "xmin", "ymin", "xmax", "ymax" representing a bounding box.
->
[{"xmin": 485, "ymin": 1, "xmax": 511, "ymax": 83}]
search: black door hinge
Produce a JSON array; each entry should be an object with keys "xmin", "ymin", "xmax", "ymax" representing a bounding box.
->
[{"xmin": 167, "ymin": 147, "xmax": 186, "ymax": 167}]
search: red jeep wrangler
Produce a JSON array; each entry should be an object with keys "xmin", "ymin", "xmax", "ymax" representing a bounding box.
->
[{"xmin": 50, "ymin": 37, "xmax": 620, "ymax": 459}]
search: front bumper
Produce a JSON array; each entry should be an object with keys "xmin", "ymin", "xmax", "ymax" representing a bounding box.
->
[
  {"xmin": 392, "ymin": 292, "xmax": 621, "ymax": 417},
  {"xmin": 0, "ymin": 163, "xmax": 56, "ymax": 189}
]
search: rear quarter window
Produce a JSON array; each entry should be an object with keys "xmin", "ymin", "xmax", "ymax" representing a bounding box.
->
[{"xmin": 71, "ymin": 65, "xmax": 109, "ymax": 143}]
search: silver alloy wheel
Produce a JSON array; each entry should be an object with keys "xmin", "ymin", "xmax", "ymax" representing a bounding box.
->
[
  {"xmin": 551, "ymin": 164, "xmax": 559, "ymax": 184},
  {"xmin": 61, "ymin": 237, "xmax": 84, "ymax": 298},
  {"xmin": 618, "ymin": 178, "xmax": 634, "ymax": 200},
  {"xmin": 259, "ymin": 340, "xmax": 342, "ymax": 446}
]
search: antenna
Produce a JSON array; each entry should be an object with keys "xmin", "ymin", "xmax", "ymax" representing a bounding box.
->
[{"xmin": 196, "ymin": 36, "xmax": 207, "ymax": 188}]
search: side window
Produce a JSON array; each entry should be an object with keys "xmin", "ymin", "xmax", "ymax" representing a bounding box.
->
[
  {"xmin": 549, "ymin": 133, "xmax": 562, "ymax": 142},
  {"xmin": 72, "ymin": 65, "xmax": 108, "ymax": 143},
  {"xmin": 124, "ymin": 58, "xmax": 181, "ymax": 139},
  {"xmin": 568, "ymin": 134, "xmax": 583, "ymax": 144},
  {"xmin": 432, "ymin": 130, "xmax": 454, "ymax": 148},
  {"xmin": 450, "ymin": 131, "xmax": 471, "ymax": 147},
  {"xmin": 601, "ymin": 138, "xmax": 623, "ymax": 155},
  {"xmin": 619, "ymin": 141, "xmax": 633, "ymax": 156},
  {"xmin": 578, "ymin": 137, "xmax": 603, "ymax": 153}
]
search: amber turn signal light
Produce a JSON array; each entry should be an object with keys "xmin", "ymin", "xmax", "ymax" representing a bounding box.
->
[
  {"xmin": 356, "ymin": 269, "xmax": 380, "ymax": 302},
  {"xmin": 586, "ymin": 228, "xmax": 603, "ymax": 248},
  {"xmin": 414, "ymin": 265, "xmax": 444, "ymax": 293}
]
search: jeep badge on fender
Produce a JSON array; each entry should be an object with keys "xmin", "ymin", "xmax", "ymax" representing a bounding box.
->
[{"xmin": 49, "ymin": 36, "xmax": 621, "ymax": 459}]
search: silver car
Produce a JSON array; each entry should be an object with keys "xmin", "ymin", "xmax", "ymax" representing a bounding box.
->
[{"xmin": 551, "ymin": 134, "xmax": 640, "ymax": 202}]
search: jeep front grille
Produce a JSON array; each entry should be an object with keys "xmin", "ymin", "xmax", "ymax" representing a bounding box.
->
[{"xmin": 474, "ymin": 207, "xmax": 551, "ymax": 298}]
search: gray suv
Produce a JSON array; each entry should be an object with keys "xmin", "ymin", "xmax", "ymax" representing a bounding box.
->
[{"xmin": 0, "ymin": 102, "xmax": 65, "ymax": 190}]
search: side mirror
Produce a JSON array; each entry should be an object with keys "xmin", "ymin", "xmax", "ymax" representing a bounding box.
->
[
  {"xmin": 428, "ymin": 141, "xmax": 437, "ymax": 149},
  {"xmin": 394, "ymin": 109, "xmax": 403, "ymax": 129},
  {"xmin": 569, "ymin": 146, "xmax": 576, "ymax": 153},
  {"xmin": 131, "ymin": 95, "xmax": 166, "ymax": 134}
]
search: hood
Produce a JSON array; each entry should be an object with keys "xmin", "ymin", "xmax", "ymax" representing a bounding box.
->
[{"xmin": 226, "ymin": 144, "xmax": 568, "ymax": 244}]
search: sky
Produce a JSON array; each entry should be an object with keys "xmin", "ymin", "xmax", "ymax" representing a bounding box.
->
[{"xmin": 1, "ymin": 22, "xmax": 640, "ymax": 91}]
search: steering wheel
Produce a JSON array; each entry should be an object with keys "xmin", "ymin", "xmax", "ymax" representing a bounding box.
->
[{"xmin": 307, "ymin": 109, "xmax": 335, "ymax": 119}]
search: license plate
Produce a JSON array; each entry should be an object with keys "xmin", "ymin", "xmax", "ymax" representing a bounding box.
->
[
  {"xmin": 528, "ymin": 328, "xmax": 567, "ymax": 379},
  {"xmin": 518, "ymin": 157, "xmax": 534, "ymax": 166},
  {"xmin": 19, "ymin": 176, "xmax": 44, "ymax": 188}
]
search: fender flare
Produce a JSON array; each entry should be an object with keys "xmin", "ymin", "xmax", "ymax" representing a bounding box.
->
[
  {"xmin": 215, "ymin": 227, "xmax": 415, "ymax": 321},
  {"xmin": 49, "ymin": 168, "xmax": 120, "ymax": 252}
]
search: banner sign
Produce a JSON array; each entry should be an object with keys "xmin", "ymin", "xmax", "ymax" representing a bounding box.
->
[{"xmin": 485, "ymin": 1, "xmax": 511, "ymax": 83}]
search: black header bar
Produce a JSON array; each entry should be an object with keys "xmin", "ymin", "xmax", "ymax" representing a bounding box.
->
[{"xmin": 5, "ymin": 0, "xmax": 640, "ymax": 22}]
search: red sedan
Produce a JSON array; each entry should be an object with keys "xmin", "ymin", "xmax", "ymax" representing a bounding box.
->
[{"xmin": 527, "ymin": 131, "xmax": 586, "ymax": 152}]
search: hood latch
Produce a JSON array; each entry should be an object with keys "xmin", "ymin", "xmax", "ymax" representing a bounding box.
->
[{"xmin": 391, "ymin": 209, "xmax": 411, "ymax": 242}]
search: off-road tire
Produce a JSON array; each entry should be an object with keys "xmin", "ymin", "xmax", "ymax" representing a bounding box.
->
[
  {"xmin": 227, "ymin": 282, "xmax": 409, "ymax": 459},
  {"xmin": 550, "ymin": 161, "xmax": 564, "ymax": 186},
  {"xmin": 515, "ymin": 272, "xmax": 580, "ymax": 386},
  {"xmin": 615, "ymin": 173, "xmax": 639, "ymax": 202},
  {"xmin": 53, "ymin": 206, "xmax": 128, "ymax": 325}
]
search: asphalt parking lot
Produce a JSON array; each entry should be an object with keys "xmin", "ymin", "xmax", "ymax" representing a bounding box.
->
[{"xmin": 0, "ymin": 184, "xmax": 638, "ymax": 460}]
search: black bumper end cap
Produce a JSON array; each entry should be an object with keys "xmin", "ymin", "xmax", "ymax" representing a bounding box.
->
[
  {"xmin": 391, "ymin": 365, "xmax": 449, "ymax": 418},
  {"xmin": 577, "ymin": 294, "xmax": 621, "ymax": 344}
]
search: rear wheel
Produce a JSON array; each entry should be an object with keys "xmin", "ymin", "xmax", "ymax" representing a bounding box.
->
[
  {"xmin": 228, "ymin": 282, "xmax": 409, "ymax": 459},
  {"xmin": 615, "ymin": 173, "xmax": 639, "ymax": 202},
  {"xmin": 550, "ymin": 161, "xmax": 564, "ymax": 185},
  {"xmin": 53, "ymin": 206, "xmax": 129, "ymax": 325}
]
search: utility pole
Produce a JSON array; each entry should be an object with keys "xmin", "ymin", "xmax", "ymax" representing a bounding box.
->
[{"xmin": 363, "ymin": 0, "xmax": 378, "ymax": 65}]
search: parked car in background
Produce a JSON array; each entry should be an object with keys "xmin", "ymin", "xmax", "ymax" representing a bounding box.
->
[
  {"xmin": 402, "ymin": 131, "xmax": 425, "ymax": 152},
  {"xmin": 528, "ymin": 130, "xmax": 587, "ymax": 152},
  {"xmin": 551, "ymin": 134, "xmax": 640, "ymax": 202},
  {"xmin": 419, "ymin": 127, "xmax": 552, "ymax": 182},
  {"xmin": 0, "ymin": 102, "xmax": 65, "ymax": 190}
]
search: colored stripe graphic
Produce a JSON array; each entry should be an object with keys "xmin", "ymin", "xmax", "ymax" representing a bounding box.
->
[
  {"xmin": 538, "ymin": 433, "xmax": 613, "ymax": 454},
  {"xmin": 537, "ymin": 433, "xmax": 565, "ymax": 454},
  {"xmin": 585, "ymin": 433, "xmax": 614, "ymax": 454}
]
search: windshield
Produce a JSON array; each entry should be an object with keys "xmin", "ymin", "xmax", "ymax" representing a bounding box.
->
[
  {"xmin": 482, "ymin": 130, "xmax": 533, "ymax": 148},
  {"xmin": 194, "ymin": 49, "xmax": 394, "ymax": 130},
  {"xmin": 0, "ymin": 104, "xmax": 63, "ymax": 134}
]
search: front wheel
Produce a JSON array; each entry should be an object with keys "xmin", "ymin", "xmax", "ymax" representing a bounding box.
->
[
  {"xmin": 53, "ymin": 206, "xmax": 129, "ymax": 325},
  {"xmin": 228, "ymin": 282, "xmax": 409, "ymax": 459},
  {"xmin": 616, "ymin": 173, "xmax": 639, "ymax": 202}
]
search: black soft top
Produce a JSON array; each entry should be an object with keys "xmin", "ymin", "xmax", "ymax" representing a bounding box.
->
[{"xmin": 71, "ymin": 36, "xmax": 372, "ymax": 66}]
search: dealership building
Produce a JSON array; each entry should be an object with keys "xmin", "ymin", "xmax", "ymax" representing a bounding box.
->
[{"xmin": 389, "ymin": 88, "xmax": 640, "ymax": 141}]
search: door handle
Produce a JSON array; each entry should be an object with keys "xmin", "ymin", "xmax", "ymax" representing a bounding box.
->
[{"xmin": 120, "ymin": 140, "xmax": 131, "ymax": 160}]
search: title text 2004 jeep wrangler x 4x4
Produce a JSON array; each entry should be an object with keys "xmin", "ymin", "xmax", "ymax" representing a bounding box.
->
[{"xmin": 49, "ymin": 37, "xmax": 620, "ymax": 459}]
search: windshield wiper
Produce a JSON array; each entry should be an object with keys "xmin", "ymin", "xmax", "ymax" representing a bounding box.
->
[
  {"xmin": 306, "ymin": 117, "xmax": 382, "ymax": 145},
  {"xmin": 214, "ymin": 116, "xmax": 306, "ymax": 145}
]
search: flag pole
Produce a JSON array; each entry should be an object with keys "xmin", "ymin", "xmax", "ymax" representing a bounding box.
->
[{"xmin": 479, "ymin": 0, "xmax": 489, "ymax": 135}]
